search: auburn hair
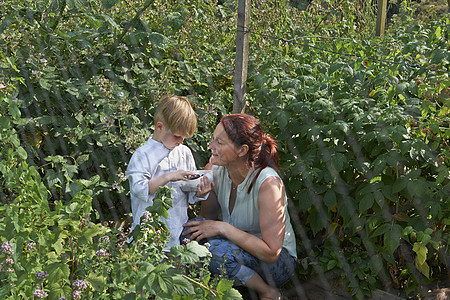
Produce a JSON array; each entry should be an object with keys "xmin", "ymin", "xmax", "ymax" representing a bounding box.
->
[{"xmin": 220, "ymin": 114, "xmax": 280, "ymax": 193}]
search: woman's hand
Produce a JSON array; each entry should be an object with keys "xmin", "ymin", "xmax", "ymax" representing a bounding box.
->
[
  {"xmin": 195, "ymin": 176, "xmax": 213, "ymax": 197},
  {"xmin": 182, "ymin": 219, "xmax": 225, "ymax": 242}
]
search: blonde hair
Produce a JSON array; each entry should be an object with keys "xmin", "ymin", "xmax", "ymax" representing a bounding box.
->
[{"xmin": 154, "ymin": 95, "xmax": 197, "ymax": 137}]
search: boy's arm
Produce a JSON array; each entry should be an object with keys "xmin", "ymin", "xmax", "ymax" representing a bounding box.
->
[
  {"xmin": 127, "ymin": 149, "xmax": 195, "ymax": 200},
  {"xmin": 147, "ymin": 170, "xmax": 195, "ymax": 195}
]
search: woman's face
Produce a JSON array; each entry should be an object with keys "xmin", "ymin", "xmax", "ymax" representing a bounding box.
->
[{"xmin": 208, "ymin": 123, "xmax": 240, "ymax": 166}]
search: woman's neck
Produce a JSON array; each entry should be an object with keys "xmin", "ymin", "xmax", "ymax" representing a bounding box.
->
[{"xmin": 226, "ymin": 160, "xmax": 251, "ymax": 186}]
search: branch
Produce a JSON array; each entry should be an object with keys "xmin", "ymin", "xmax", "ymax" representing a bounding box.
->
[{"xmin": 117, "ymin": 0, "xmax": 154, "ymax": 42}]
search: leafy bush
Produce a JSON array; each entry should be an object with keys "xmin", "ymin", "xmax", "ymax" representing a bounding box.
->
[
  {"xmin": 247, "ymin": 1, "xmax": 449, "ymax": 298},
  {"xmin": 0, "ymin": 107, "xmax": 241, "ymax": 298},
  {"xmin": 1, "ymin": 0, "xmax": 448, "ymax": 299}
]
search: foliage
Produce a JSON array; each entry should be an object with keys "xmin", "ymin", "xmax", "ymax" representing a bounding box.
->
[
  {"xmin": 0, "ymin": 110, "xmax": 240, "ymax": 298},
  {"xmin": 247, "ymin": 0, "xmax": 449, "ymax": 298},
  {"xmin": 0, "ymin": 0, "xmax": 449, "ymax": 299}
]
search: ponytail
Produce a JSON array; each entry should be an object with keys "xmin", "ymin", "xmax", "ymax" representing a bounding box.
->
[{"xmin": 249, "ymin": 134, "xmax": 280, "ymax": 193}]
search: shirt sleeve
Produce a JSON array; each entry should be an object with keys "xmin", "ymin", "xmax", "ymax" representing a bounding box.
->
[{"xmin": 126, "ymin": 149, "xmax": 154, "ymax": 202}]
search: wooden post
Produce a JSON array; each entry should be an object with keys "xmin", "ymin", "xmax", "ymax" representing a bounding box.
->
[
  {"xmin": 375, "ymin": 0, "xmax": 388, "ymax": 36},
  {"xmin": 233, "ymin": 0, "xmax": 250, "ymax": 114}
]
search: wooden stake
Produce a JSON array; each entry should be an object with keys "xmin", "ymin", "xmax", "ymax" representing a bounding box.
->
[
  {"xmin": 233, "ymin": 0, "xmax": 250, "ymax": 114},
  {"xmin": 376, "ymin": 0, "xmax": 388, "ymax": 36}
]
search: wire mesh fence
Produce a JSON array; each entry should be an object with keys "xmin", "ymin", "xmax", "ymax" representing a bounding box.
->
[{"xmin": 0, "ymin": 0, "xmax": 448, "ymax": 299}]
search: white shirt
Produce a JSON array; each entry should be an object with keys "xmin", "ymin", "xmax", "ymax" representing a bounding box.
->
[{"xmin": 126, "ymin": 137, "xmax": 201, "ymax": 249}]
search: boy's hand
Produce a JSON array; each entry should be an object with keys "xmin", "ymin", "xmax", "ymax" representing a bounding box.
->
[
  {"xmin": 195, "ymin": 176, "xmax": 213, "ymax": 197},
  {"xmin": 169, "ymin": 170, "xmax": 196, "ymax": 182}
]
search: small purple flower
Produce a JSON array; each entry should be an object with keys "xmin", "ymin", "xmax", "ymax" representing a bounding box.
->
[
  {"xmin": 40, "ymin": 58, "xmax": 48, "ymax": 64},
  {"xmin": 27, "ymin": 242, "xmax": 37, "ymax": 250},
  {"xmin": 182, "ymin": 238, "xmax": 190, "ymax": 244},
  {"xmin": 95, "ymin": 249, "xmax": 109, "ymax": 257},
  {"xmin": 5, "ymin": 258, "xmax": 14, "ymax": 265},
  {"xmin": 33, "ymin": 288, "xmax": 48, "ymax": 298},
  {"xmin": 112, "ymin": 182, "xmax": 119, "ymax": 190},
  {"xmin": 1, "ymin": 241, "xmax": 14, "ymax": 255},
  {"xmin": 204, "ymin": 242, "xmax": 211, "ymax": 249},
  {"xmin": 60, "ymin": 297, "xmax": 67, "ymax": 300},
  {"xmin": 101, "ymin": 236, "xmax": 110, "ymax": 243},
  {"xmin": 73, "ymin": 279, "xmax": 87, "ymax": 290},
  {"xmin": 118, "ymin": 172, "xmax": 126, "ymax": 182},
  {"xmin": 142, "ymin": 211, "xmax": 152, "ymax": 222},
  {"xmin": 72, "ymin": 290, "xmax": 82, "ymax": 299},
  {"xmin": 36, "ymin": 271, "xmax": 48, "ymax": 280}
]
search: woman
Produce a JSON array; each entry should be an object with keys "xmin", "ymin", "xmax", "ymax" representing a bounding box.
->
[{"xmin": 182, "ymin": 114, "xmax": 297, "ymax": 300}]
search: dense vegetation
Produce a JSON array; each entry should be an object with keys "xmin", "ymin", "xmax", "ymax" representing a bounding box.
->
[{"xmin": 0, "ymin": 0, "xmax": 448, "ymax": 299}]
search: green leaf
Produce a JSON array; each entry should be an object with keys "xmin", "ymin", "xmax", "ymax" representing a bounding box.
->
[
  {"xmin": 327, "ymin": 260, "xmax": 338, "ymax": 270},
  {"xmin": 101, "ymin": 0, "xmax": 119, "ymax": 9},
  {"xmin": 216, "ymin": 278, "xmax": 234, "ymax": 294},
  {"xmin": 46, "ymin": 262, "xmax": 70, "ymax": 284},
  {"xmin": 220, "ymin": 287, "xmax": 243, "ymax": 299},
  {"xmin": 359, "ymin": 193, "xmax": 374, "ymax": 213},
  {"xmin": 17, "ymin": 147, "xmax": 28, "ymax": 160},
  {"xmin": 307, "ymin": 207, "xmax": 325, "ymax": 236},
  {"xmin": 413, "ymin": 242, "xmax": 430, "ymax": 277},
  {"xmin": 100, "ymin": 14, "xmax": 120, "ymax": 30},
  {"xmin": 149, "ymin": 32, "xmax": 170, "ymax": 49},
  {"xmin": 8, "ymin": 102, "xmax": 21, "ymax": 119},
  {"xmin": 372, "ymin": 223, "xmax": 389, "ymax": 237},
  {"xmin": 276, "ymin": 110, "xmax": 289, "ymax": 130},
  {"xmin": 392, "ymin": 177, "xmax": 407, "ymax": 193},
  {"xmin": 158, "ymin": 275, "xmax": 169, "ymax": 293},
  {"xmin": 171, "ymin": 275, "xmax": 194, "ymax": 296},
  {"xmin": 384, "ymin": 224, "xmax": 402, "ymax": 254},
  {"xmin": 0, "ymin": 116, "xmax": 10, "ymax": 129},
  {"xmin": 186, "ymin": 241, "xmax": 210, "ymax": 258},
  {"xmin": 79, "ymin": 223, "xmax": 108, "ymax": 244},
  {"xmin": 323, "ymin": 189, "xmax": 336, "ymax": 210},
  {"xmin": 87, "ymin": 272, "xmax": 107, "ymax": 291}
]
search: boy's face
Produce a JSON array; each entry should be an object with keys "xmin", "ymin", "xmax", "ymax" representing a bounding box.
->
[{"xmin": 155, "ymin": 121, "xmax": 187, "ymax": 150}]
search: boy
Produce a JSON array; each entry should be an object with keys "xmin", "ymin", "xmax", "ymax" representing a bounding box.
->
[{"xmin": 126, "ymin": 95, "xmax": 209, "ymax": 249}]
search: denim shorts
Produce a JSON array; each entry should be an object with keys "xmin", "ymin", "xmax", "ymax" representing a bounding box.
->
[{"xmin": 181, "ymin": 219, "xmax": 296, "ymax": 286}]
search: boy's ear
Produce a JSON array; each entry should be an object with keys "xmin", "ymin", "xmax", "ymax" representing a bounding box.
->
[{"xmin": 155, "ymin": 121, "xmax": 164, "ymax": 131}]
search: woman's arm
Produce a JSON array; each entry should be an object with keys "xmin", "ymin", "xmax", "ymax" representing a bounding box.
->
[
  {"xmin": 199, "ymin": 189, "xmax": 220, "ymax": 220},
  {"xmin": 184, "ymin": 176, "xmax": 286, "ymax": 263}
]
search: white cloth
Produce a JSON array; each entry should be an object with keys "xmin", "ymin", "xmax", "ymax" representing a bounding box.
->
[{"xmin": 126, "ymin": 137, "xmax": 202, "ymax": 250}]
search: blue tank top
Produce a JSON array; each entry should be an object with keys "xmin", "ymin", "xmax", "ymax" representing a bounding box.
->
[{"xmin": 212, "ymin": 165, "xmax": 297, "ymax": 258}]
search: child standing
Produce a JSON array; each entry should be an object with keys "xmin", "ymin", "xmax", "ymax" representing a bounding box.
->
[{"xmin": 126, "ymin": 95, "xmax": 209, "ymax": 249}]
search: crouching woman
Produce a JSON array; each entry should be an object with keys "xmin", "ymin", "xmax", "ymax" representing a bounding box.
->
[{"xmin": 183, "ymin": 113, "xmax": 297, "ymax": 300}]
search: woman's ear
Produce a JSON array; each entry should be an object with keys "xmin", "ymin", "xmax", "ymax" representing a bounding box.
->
[{"xmin": 238, "ymin": 144, "xmax": 249, "ymax": 157}]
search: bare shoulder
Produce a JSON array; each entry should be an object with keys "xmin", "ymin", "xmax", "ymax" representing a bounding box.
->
[
  {"xmin": 258, "ymin": 176, "xmax": 285, "ymax": 209},
  {"xmin": 259, "ymin": 176, "xmax": 283, "ymax": 193}
]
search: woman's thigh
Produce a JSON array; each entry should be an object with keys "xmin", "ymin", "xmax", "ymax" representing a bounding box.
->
[
  {"xmin": 207, "ymin": 238, "xmax": 295, "ymax": 286},
  {"xmin": 182, "ymin": 219, "xmax": 295, "ymax": 286}
]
